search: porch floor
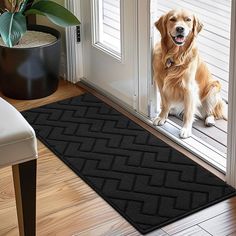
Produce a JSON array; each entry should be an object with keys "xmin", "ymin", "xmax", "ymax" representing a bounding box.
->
[{"xmin": 169, "ymin": 115, "xmax": 227, "ymax": 155}]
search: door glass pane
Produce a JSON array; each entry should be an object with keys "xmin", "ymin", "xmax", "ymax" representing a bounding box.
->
[
  {"xmin": 93, "ymin": 0, "xmax": 121, "ymax": 57},
  {"xmin": 150, "ymin": 0, "xmax": 231, "ymax": 168}
]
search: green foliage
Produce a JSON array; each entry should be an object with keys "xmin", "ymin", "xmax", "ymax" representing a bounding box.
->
[
  {"xmin": 0, "ymin": 12, "xmax": 26, "ymax": 47},
  {"xmin": 0, "ymin": 0, "xmax": 80, "ymax": 47},
  {"xmin": 25, "ymin": 1, "xmax": 80, "ymax": 27}
]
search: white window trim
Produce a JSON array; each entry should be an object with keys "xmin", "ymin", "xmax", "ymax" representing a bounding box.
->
[
  {"xmin": 226, "ymin": 0, "xmax": 236, "ymax": 188},
  {"xmin": 137, "ymin": 0, "xmax": 151, "ymax": 116}
]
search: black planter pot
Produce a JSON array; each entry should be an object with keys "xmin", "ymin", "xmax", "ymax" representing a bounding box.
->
[{"xmin": 0, "ymin": 25, "xmax": 61, "ymax": 100}]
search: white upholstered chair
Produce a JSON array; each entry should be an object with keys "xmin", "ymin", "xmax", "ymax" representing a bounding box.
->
[{"xmin": 0, "ymin": 98, "xmax": 38, "ymax": 236}]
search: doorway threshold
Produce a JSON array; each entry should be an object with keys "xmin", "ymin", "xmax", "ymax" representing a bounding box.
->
[{"xmin": 154, "ymin": 119, "xmax": 226, "ymax": 173}]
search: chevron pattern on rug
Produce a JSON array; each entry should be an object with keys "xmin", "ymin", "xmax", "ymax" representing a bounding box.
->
[{"xmin": 22, "ymin": 93, "xmax": 236, "ymax": 234}]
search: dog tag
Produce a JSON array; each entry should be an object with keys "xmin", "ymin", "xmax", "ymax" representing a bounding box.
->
[{"xmin": 166, "ymin": 58, "xmax": 174, "ymax": 68}]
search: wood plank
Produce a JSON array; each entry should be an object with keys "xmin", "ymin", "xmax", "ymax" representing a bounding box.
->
[
  {"xmin": 169, "ymin": 116, "xmax": 227, "ymax": 154},
  {"xmin": 103, "ymin": 8, "xmax": 120, "ymax": 20},
  {"xmin": 199, "ymin": 207, "xmax": 236, "ymax": 235},
  {"xmin": 207, "ymin": 0, "xmax": 231, "ymax": 6},
  {"xmin": 0, "ymin": 206, "xmax": 18, "ymax": 236},
  {"xmin": 75, "ymin": 218, "xmax": 141, "ymax": 236},
  {"xmin": 183, "ymin": 0, "xmax": 231, "ymax": 18},
  {"xmin": 104, "ymin": 0, "xmax": 120, "ymax": 8},
  {"xmin": 200, "ymin": 30, "xmax": 230, "ymax": 48},
  {"xmin": 0, "ymin": 79, "xmax": 85, "ymax": 112},
  {"xmin": 103, "ymin": 24, "xmax": 120, "ymax": 38},
  {"xmin": 0, "ymin": 168, "xmax": 18, "ymax": 236},
  {"xmin": 103, "ymin": 2, "xmax": 120, "ymax": 15},
  {"xmin": 171, "ymin": 225, "xmax": 211, "ymax": 236},
  {"xmin": 156, "ymin": 5, "xmax": 230, "ymax": 32},
  {"xmin": 162, "ymin": 196, "xmax": 236, "ymax": 235},
  {"xmin": 206, "ymin": 64, "xmax": 229, "ymax": 83},
  {"xmin": 199, "ymin": 46, "xmax": 229, "ymax": 69},
  {"xmin": 103, "ymin": 17, "xmax": 120, "ymax": 31},
  {"xmin": 212, "ymin": 118, "xmax": 228, "ymax": 133},
  {"xmin": 0, "ymin": 167, "xmax": 15, "ymax": 210},
  {"xmin": 193, "ymin": 0, "xmax": 231, "ymax": 13},
  {"xmin": 198, "ymin": 35, "xmax": 229, "ymax": 55},
  {"xmin": 36, "ymin": 197, "xmax": 121, "ymax": 236},
  {"xmin": 76, "ymin": 217, "xmax": 169, "ymax": 236},
  {"xmin": 158, "ymin": 0, "xmax": 231, "ymax": 21}
]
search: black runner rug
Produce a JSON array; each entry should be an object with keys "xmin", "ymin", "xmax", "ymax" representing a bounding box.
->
[{"xmin": 22, "ymin": 93, "xmax": 236, "ymax": 234}]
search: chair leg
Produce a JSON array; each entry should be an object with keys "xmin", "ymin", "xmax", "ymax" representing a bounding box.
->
[{"xmin": 12, "ymin": 159, "xmax": 37, "ymax": 236}]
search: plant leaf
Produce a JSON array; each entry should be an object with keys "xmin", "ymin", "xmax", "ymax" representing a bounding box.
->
[
  {"xmin": 19, "ymin": 0, "xmax": 29, "ymax": 12},
  {"xmin": 0, "ymin": 12, "xmax": 27, "ymax": 47},
  {"xmin": 25, "ymin": 1, "xmax": 80, "ymax": 27}
]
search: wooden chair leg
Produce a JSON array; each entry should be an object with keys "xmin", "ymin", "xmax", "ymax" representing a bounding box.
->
[{"xmin": 12, "ymin": 159, "xmax": 37, "ymax": 236}]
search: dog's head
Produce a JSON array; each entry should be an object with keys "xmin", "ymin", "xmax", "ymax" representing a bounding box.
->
[{"xmin": 155, "ymin": 9, "xmax": 203, "ymax": 46}]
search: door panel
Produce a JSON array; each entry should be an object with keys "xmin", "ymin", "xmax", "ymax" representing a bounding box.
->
[{"xmin": 82, "ymin": 0, "xmax": 138, "ymax": 108}]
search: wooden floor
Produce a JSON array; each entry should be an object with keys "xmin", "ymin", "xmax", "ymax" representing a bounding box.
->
[{"xmin": 0, "ymin": 80, "xmax": 236, "ymax": 236}]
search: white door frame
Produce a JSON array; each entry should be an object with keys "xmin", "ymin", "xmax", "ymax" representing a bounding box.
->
[
  {"xmin": 65, "ymin": 0, "xmax": 83, "ymax": 83},
  {"xmin": 226, "ymin": 0, "xmax": 236, "ymax": 188},
  {"xmin": 66, "ymin": 0, "xmax": 236, "ymax": 187},
  {"xmin": 137, "ymin": 0, "xmax": 151, "ymax": 116}
]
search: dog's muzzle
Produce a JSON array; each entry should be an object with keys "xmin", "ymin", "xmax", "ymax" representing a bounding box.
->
[{"xmin": 171, "ymin": 26, "xmax": 188, "ymax": 46}]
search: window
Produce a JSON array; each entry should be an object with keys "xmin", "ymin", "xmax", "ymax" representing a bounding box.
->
[{"xmin": 92, "ymin": 0, "xmax": 121, "ymax": 59}]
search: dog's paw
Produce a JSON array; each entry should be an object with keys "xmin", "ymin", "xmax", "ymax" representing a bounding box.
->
[
  {"xmin": 153, "ymin": 117, "xmax": 167, "ymax": 126},
  {"xmin": 205, "ymin": 115, "xmax": 215, "ymax": 127},
  {"xmin": 179, "ymin": 127, "xmax": 192, "ymax": 139}
]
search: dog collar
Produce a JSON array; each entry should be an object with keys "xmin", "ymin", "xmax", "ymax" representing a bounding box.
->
[{"xmin": 166, "ymin": 58, "xmax": 174, "ymax": 68}]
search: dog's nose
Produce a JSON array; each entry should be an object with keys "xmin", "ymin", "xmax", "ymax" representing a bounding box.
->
[{"xmin": 176, "ymin": 26, "xmax": 184, "ymax": 33}]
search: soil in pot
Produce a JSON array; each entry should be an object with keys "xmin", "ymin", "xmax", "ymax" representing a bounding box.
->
[
  {"xmin": 0, "ymin": 25, "xmax": 61, "ymax": 100},
  {"xmin": 0, "ymin": 30, "xmax": 57, "ymax": 48}
]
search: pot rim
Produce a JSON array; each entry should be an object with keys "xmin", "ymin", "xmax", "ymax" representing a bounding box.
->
[{"xmin": 0, "ymin": 24, "xmax": 61, "ymax": 50}]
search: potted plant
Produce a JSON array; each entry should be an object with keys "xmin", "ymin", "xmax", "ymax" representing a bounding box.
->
[{"xmin": 0, "ymin": 0, "xmax": 80, "ymax": 99}]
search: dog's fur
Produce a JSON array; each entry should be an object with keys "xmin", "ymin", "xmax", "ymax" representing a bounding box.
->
[{"xmin": 153, "ymin": 9, "xmax": 226, "ymax": 138}]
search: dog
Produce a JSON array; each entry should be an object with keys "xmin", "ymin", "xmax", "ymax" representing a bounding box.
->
[{"xmin": 152, "ymin": 9, "xmax": 226, "ymax": 138}]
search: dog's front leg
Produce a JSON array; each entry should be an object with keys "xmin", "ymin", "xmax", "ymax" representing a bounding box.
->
[
  {"xmin": 153, "ymin": 93, "xmax": 170, "ymax": 126},
  {"xmin": 180, "ymin": 88, "xmax": 197, "ymax": 138}
]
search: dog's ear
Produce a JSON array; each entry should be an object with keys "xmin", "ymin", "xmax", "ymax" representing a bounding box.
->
[
  {"xmin": 193, "ymin": 15, "xmax": 203, "ymax": 36},
  {"xmin": 155, "ymin": 14, "xmax": 167, "ymax": 38}
]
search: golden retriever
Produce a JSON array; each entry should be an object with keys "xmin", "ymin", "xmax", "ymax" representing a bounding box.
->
[{"xmin": 153, "ymin": 9, "xmax": 226, "ymax": 138}]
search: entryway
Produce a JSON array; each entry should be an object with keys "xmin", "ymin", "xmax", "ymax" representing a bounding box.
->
[{"xmin": 66, "ymin": 0, "xmax": 236, "ymax": 187}]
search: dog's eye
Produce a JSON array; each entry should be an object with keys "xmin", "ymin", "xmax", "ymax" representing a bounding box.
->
[
  {"xmin": 170, "ymin": 17, "xmax": 177, "ymax": 22},
  {"xmin": 185, "ymin": 17, "xmax": 191, "ymax": 22}
]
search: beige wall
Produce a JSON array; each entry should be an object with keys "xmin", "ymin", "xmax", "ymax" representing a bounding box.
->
[
  {"xmin": 37, "ymin": 0, "xmax": 65, "ymax": 35},
  {"xmin": 36, "ymin": 0, "xmax": 67, "ymax": 77}
]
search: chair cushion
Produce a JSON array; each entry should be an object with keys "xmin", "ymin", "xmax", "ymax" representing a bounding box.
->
[{"xmin": 0, "ymin": 98, "xmax": 37, "ymax": 168}]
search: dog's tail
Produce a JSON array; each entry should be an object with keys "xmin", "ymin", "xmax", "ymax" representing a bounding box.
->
[
  {"xmin": 211, "ymin": 81, "xmax": 227, "ymax": 120},
  {"xmin": 202, "ymin": 80, "xmax": 227, "ymax": 120},
  {"xmin": 213, "ymin": 99, "xmax": 227, "ymax": 120}
]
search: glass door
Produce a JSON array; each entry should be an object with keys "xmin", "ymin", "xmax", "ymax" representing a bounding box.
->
[
  {"xmin": 81, "ymin": 0, "xmax": 138, "ymax": 109},
  {"xmin": 148, "ymin": 0, "xmax": 232, "ymax": 173}
]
